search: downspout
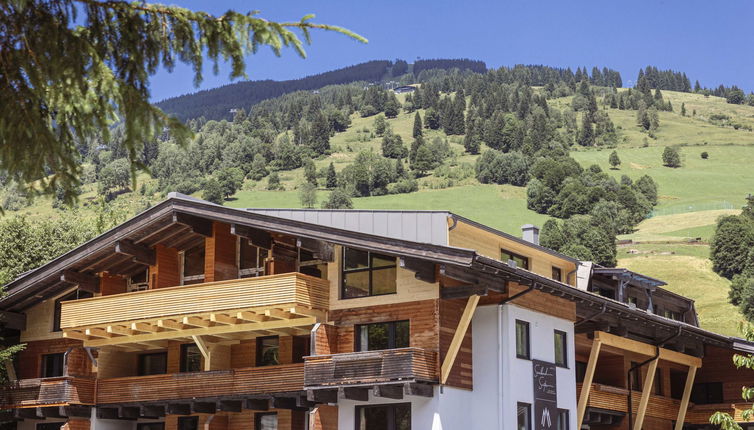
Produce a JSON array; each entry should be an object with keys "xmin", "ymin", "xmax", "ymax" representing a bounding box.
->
[
  {"xmin": 497, "ymin": 303, "xmax": 504, "ymax": 430},
  {"xmin": 626, "ymin": 326, "xmax": 683, "ymax": 430}
]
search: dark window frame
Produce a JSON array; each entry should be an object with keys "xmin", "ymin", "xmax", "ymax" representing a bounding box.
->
[
  {"xmin": 355, "ymin": 320, "xmax": 410, "ymax": 352},
  {"xmin": 255, "ymin": 412, "xmax": 278, "ymax": 430},
  {"xmin": 180, "ymin": 343, "xmax": 202, "ymax": 373},
  {"xmin": 40, "ymin": 353, "xmax": 65, "ymax": 378},
  {"xmin": 557, "ymin": 409, "xmax": 569, "ymax": 430},
  {"xmin": 502, "ymin": 249, "xmax": 529, "ymax": 270},
  {"xmin": 178, "ymin": 416, "xmax": 198, "ymax": 430},
  {"xmin": 355, "ymin": 402, "xmax": 411, "ymax": 430},
  {"xmin": 517, "ymin": 402, "xmax": 532, "ymax": 430},
  {"xmin": 516, "ymin": 320, "xmax": 531, "ymax": 360},
  {"xmin": 137, "ymin": 352, "xmax": 167, "ymax": 376},
  {"xmin": 256, "ymin": 335, "xmax": 280, "ymax": 367},
  {"xmin": 691, "ymin": 382, "xmax": 724, "ymax": 404},
  {"xmin": 552, "ymin": 266, "xmax": 562, "ymax": 282},
  {"xmin": 554, "ymin": 330, "xmax": 568, "ymax": 368},
  {"xmin": 341, "ymin": 248, "xmax": 397, "ymax": 299},
  {"xmin": 53, "ymin": 289, "xmax": 93, "ymax": 332}
]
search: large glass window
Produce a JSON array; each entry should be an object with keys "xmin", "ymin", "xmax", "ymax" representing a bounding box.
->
[
  {"xmin": 138, "ymin": 352, "xmax": 167, "ymax": 376},
  {"xmin": 41, "ymin": 353, "xmax": 64, "ymax": 378},
  {"xmin": 517, "ymin": 403, "xmax": 531, "ymax": 430},
  {"xmin": 255, "ymin": 412, "xmax": 278, "ymax": 430},
  {"xmin": 182, "ymin": 245, "xmax": 205, "ymax": 285},
  {"xmin": 554, "ymin": 330, "xmax": 567, "ymax": 367},
  {"xmin": 256, "ymin": 336, "xmax": 280, "ymax": 366},
  {"xmin": 53, "ymin": 289, "xmax": 93, "ymax": 332},
  {"xmin": 691, "ymin": 382, "xmax": 724, "ymax": 404},
  {"xmin": 502, "ymin": 249, "xmax": 529, "ymax": 270},
  {"xmin": 356, "ymin": 403, "xmax": 411, "ymax": 430},
  {"xmin": 341, "ymin": 248, "xmax": 396, "ymax": 299},
  {"xmin": 178, "ymin": 417, "xmax": 198, "ymax": 430},
  {"xmin": 516, "ymin": 320, "xmax": 530, "ymax": 360},
  {"xmin": 239, "ymin": 239, "xmax": 265, "ymax": 278},
  {"xmin": 180, "ymin": 344, "xmax": 202, "ymax": 373},
  {"xmin": 356, "ymin": 321, "xmax": 410, "ymax": 352}
]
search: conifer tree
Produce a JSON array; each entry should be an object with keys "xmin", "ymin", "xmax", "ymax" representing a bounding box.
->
[
  {"xmin": 464, "ymin": 118, "xmax": 481, "ymax": 155},
  {"xmin": 413, "ymin": 112, "xmax": 423, "ymax": 138},
  {"xmin": 609, "ymin": 150, "xmax": 621, "ymax": 169},
  {"xmin": 578, "ymin": 114, "xmax": 595, "ymax": 146},
  {"xmin": 0, "ymin": 1, "xmax": 364, "ymax": 206},
  {"xmin": 681, "ymin": 102, "xmax": 687, "ymax": 116},
  {"xmin": 326, "ymin": 162, "xmax": 337, "ymax": 189},
  {"xmin": 310, "ymin": 111, "xmax": 331, "ymax": 154},
  {"xmin": 304, "ymin": 159, "xmax": 318, "ymax": 186}
]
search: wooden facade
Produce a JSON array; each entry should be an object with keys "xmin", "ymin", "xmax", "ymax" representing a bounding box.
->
[{"xmin": 1, "ymin": 198, "xmax": 752, "ymax": 430}]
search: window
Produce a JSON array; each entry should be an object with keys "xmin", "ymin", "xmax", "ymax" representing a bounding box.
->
[
  {"xmin": 41, "ymin": 353, "xmax": 64, "ymax": 378},
  {"xmin": 597, "ymin": 288, "xmax": 615, "ymax": 300},
  {"xmin": 516, "ymin": 320, "xmax": 530, "ymax": 360},
  {"xmin": 517, "ymin": 403, "xmax": 531, "ymax": 430},
  {"xmin": 239, "ymin": 239, "xmax": 265, "ymax": 278},
  {"xmin": 255, "ymin": 412, "xmax": 278, "ymax": 430},
  {"xmin": 664, "ymin": 309, "xmax": 682, "ymax": 321},
  {"xmin": 341, "ymin": 248, "xmax": 396, "ymax": 299},
  {"xmin": 356, "ymin": 321, "xmax": 410, "ymax": 352},
  {"xmin": 502, "ymin": 249, "xmax": 529, "ymax": 270},
  {"xmin": 53, "ymin": 289, "xmax": 93, "ymax": 332},
  {"xmin": 557, "ymin": 409, "xmax": 569, "ymax": 430},
  {"xmin": 138, "ymin": 352, "xmax": 167, "ymax": 376},
  {"xmin": 670, "ymin": 369, "xmax": 687, "ymax": 400},
  {"xmin": 654, "ymin": 368, "xmax": 663, "ymax": 395},
  {"xmin": 136, "ymin": 424, "xmax": 165, "ymax": 430},
  {"xmin": 554, "ymin": 330, "xmax": 567, "ymax": 367},
  {"xmin": 182, "ymin": 244, "xmax": 205, "ymax": 285},
  {"xmin": 691, "ymin": 382, "xmax": 724, "ymax": 404},
  {"xmin": 356, "ymin": 403, "xmax": 411, "ymax": 430},
  {"xmin": 128, "ymin": 269, "xmax": 150, "ymax": 292},
  {"xmin": 575, "ymin": 361, "xmax": 587, "ymax": 383},
  {"xmin": 37, "ymin": 424, "xmax": 64, "ymax": 430},
  {"xmin": 551, "ymin": 266, "xmax": 562, "ymax": 282},
  {"xmin": 180, "ymin": 344, "xmax": 202, "ymax": 373},
  {"xmin": 178, "ymin": 417, "xmax": 198, "ymax": 430},
  {"xmin": 292, "ymin": 335, "xmax": 311, "ymax": 363},
  {"xmin": 628, "ymin": 296, "xmax": 638, "ymax": 306},
  {"xmin": 256, "ymin": 336, "xmax": 280, "ymax": 366},
  {"xmin": 630, "ymin": 362, "xmax": 642, "ymax": 391}
]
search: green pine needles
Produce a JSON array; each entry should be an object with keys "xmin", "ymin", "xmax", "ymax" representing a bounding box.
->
[{"xmin": 0, "ymin": 0, "xmax": 366, "ymax": 207}]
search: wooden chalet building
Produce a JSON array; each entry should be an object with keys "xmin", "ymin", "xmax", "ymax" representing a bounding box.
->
[{"xmin": 0, "ymin": 193, "xmax": 752, "ymax": 430}]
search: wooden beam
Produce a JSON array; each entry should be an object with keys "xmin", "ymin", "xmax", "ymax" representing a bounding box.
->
[
  {"xmin": 231, "ymin": 224, "xmax": 272, "ymax": 249},
  {"xmin": 63, "ymin": 406, "xmax": 92, "ymax": 418},
  {"xmin": 15, "ymin": 408, "xmax": 43, "ymax": 420},
  {"xmin": 272, "ymin": 396, "xmax": 307, "ymax": 411},
  {"xmin": 40, "ymin": 406, "xmax": 65, "ymax": 418},
  {"xmin": 245, "ymin": 398, "xmax": 269, "ymax": 411},
  {"xmin": 236, "ymin": 310, "xmax": 267, "ymax": 322},
  {"xmin": 399, "ymin": 257, "xmax": 436, "ymax": 283},
  {"xmin": 191, "ymin": 401, "xmax": 216, "ymax": 414},
  {"xmin": 96, "ymin": 407, "xmax": 120, "ymax": 420},
  {"xmin": 107, "ymin": 325, "xmax": 134, "ymax": 336},
  {"xmin": 140, "ymin": 405, "xmax": 165, "ymax": 418},
  {"xmin": 403, "ymin": 382, "xmax": 433, "ymax": 398},
  {"xmin": 577, "ymin": 338, "xmax": 602, "ymax": 428},
  {"xmin": 173, "ymin": 212, "xmax": 213, "ymax": 237},
  {"xmin": 131, "ymin": 322, "xmax": 161, "ymax": 333},
  {"xmin": 166, "ymin": 403, "xmax": 191, "ymax": 416},
  {"xmin": 340, "ymin": 387, "xmax": 369, "ymax": 401},
  {"xmin": 440, "ymin": 284, "xmax": 488, "ymax": 300},
  {"xmin": 119, "ymin": 406, "xmax": 140, "ymax": 420},
  {"xmin": 674, "ymin": 366, "xmax": 698, "ymax": 430},
  {"xmin": 218, "ymin": 400, "xmax": 242, "ymax": 413},
  {"xmin": 60, "ymin": 269, "xmax": 99, "ymax": 293},
  {"xmin": 210, "ymin": 313, "xmax": 240, "ymax": 325},
  {"xmin": 115, "ymin": 239, "xmax": 156, "ymax": 266},
  {"xmin": 440, "ymin": 294, "xmax": 480, "ymax": 384},
  {"xmin": 157, "ymin": 319, "xmax": 187, "ymax": 331},
  {"xmin": 63, "ymin": 330, "xmax": 90, "ymax": 341},
  {"xmin": 192, "ymin": 335, "xmax": 211, "ymax": 362},
  {"xmin": 633, "ymin": 357, "xmax": 659, "ymax": 430},
  {"xmin": 373, "ymin": 384, "xmax": 403, "ymax": 400},
  {"xmin": 307, "ymin": 389, "xmax": 338, "ymax": 404},
  {"xmin": 183, "ymin": 316, "xmax": 212, "ymax": 327},
  {"xmin": 85, "ymin": 327, "xmax": 113, "ymax": 338},
  {"xmin": 595, "ymin": 331, "xmax": 702, "ymax": 367}
]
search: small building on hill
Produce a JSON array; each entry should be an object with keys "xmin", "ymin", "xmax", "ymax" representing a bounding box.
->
[{"xmin": 394, "ymin": 85, "xmax": 417, "ymax": 94}]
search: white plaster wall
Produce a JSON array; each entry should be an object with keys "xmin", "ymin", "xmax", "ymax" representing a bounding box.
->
[{"xmin": 501, "ymin": 304, "xmax": 577, "ymax": 430}]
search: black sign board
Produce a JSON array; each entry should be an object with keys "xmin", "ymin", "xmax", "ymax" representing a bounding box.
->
[{"xmin": 533, "ymin": 360, "xmax": 557, "ymax": 430}]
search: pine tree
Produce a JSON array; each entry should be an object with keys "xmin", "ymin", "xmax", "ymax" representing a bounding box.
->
[
  {"xmin": 578, "ymin": 114, "xmax": 595, "ymax": 146},
  {"xmin": 609, "ymin": 150, "xmax": 621, "ymax": 169},
  {"xmin": 310, "ymin": 111, "xmax": 331, "ymax": 154},
  {"xmin": 464, "ymin": 118, "xmax": 480, "ymax": 154},
  {"xmin": 304, "ymin": 158, "xmax": 317, "ymax": 186},
  {"xmin": 0, "ymin": 1, "xmax": 364, "ymax": 206},
  {"xmin": 326, "ymin": 162, "xmax": 337, "ymax": 189},
  {"xmin": 681, "ymin": 102, "xmax": 687, "ymax": 116},
  {"xmin": 413, "ymin": 112, "xmax": 423, "ymax": 138}
]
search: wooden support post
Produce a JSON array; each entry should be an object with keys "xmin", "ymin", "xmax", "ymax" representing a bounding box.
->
[
  {"xmin": 60, "ymin": 269, "xmax": 99, "ymax": 293},
  {"xmin": 440, "ymin": 294, "xmax": 480, "ymax": 384},
  {"xmin": 633, "ymin": 357, "xmax": 659, "ymax": 430},
  {"xmin": 192, "ymin": 335, "xmax": 211, "ymax": 371},
  {"xmin": 577, "ymin": 338, "xmax": 602, "ymax": 429},
  {"xmin": 674, "ymin": 366, "xmax": 698, "ymax": 430}
]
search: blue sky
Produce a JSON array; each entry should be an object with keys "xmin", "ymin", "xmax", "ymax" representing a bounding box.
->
[{"xmin": 149, "ymin": 0, "xmax": 754, "ymax": 101}]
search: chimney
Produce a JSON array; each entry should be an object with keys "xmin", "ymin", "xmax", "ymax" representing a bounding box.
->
[{"xmin": 521, "ymin": 224, "xmax": 540, "ymax": 246}]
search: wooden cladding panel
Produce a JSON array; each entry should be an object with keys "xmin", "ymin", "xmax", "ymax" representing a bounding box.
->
[
  {"xmin": 1, "ymin": 376, "xmax": 95, "ymax": 408},
  {"xmin": 313, "ymin": 324, "xmax": 338, "ymax": 356},
  {"xmin": 330, "ymin": 299, "xmax": 439, "ymax": 354},
  {"xmin": 697, "ymin": 346, "xmax": 754, "ymax": 403},
  {"xmin": 508, "ymin": 282, "xmax": 577, "ymax": 321},
  {"xmin": 231, "ymin": 339, "xmax": 255, "ymax": 368},
  {"xmin": 152, "ymin": 244, "xmax": 180, "ymax": 289},
  {"xmin": 310, "ymin": 405, "xmax": 338, "ymax": 430},
  {"xmin": 60, "ymin": 273, "xmax": 329, "ymax": 329},
  {"xmin": 63, "ymin": 419, "xmax": 91, "ymax": 430},
  {"xmin": 205, "ymin": 222, "xmax": 237, "ymax": 283},
  {"xmin": 96, "ymin": 363, "xmax": 304, "ymax": 404},
  {"xmin": 685, "ymin": 403, "xmax": 754, "ymax": 425},
  {"xmin": 440, "ymin": 298, "xmax": 472, "ymax": 390},
  {"xmin": 304, "ymin": 348, "xmax": 438, "ymax": 388},
  {"xmin": 100, "ymin": 273, "xmax": 126, "ymax": 296}
]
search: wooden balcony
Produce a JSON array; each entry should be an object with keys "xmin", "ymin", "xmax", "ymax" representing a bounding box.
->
[
  {"xmin": 96, "ymin": 363, "xmax": 304, "ymax": 405},
  {"xmin": 1, "ymin": 377, "xmax": 95, "ymax": 408},
  {"xmin": 577, "ymin": 383, "xmax": 685, "ymax": 423},
  {"xmin": 60, "ymin": 273, "xmax": 329, "ymax": 348},
  {"xmin": 304, "ymin": 348, "xmax": 438, "ymax": 389},
  {"xmin": 685, "ymin": 402, "xmax": 754, "ymax": 425}
]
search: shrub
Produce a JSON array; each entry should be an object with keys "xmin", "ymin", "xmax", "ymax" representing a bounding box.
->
[{"xmin": 701, "ymin": 151, "xmax": 709, "ymax": 159}]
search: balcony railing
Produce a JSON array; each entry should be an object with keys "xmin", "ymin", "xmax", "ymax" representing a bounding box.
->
[
  {"xmin": 304, "ymin": 347, "xmax": 438, "ymax": 389},
  {"xmin": 60, "ymin": 273, "xmax": 330, "ymax": 346},
  {"xmin": 1, "ymin": 376, "xmax": 95, "ymax": 408},
  {"xmin": 577, "ymin": 383, "xmax": 681, "ymax": 421},
  {"xmin": 96, "ymin": 364, "xmax": 304, "ymax": 405},
  {"xmin": 685, "ymin": 402, "xmax": 754, "ymax": 425}
]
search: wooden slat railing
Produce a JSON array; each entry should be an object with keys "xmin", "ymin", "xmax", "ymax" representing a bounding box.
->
[
  {"xmin": 685, "ymin": 403, "xmax": 754, "ymax": 424},
  {"xmin": 304, "ymin": 347, "xmax": 438, "ymax": 388},
  {"xmin": 577, "ymin": 383, "xmax": 681, "ymax": 421},
  {"xmin": 60, "ymin": 272, "xmax": 329, "ymax": 329},
  {"xmin": 1, "ymin": 377, "xmax": 95, "ymax": 408},
  {"xmin": 96, "ymin": 363, "xmax": 304, "ymax": 404}
]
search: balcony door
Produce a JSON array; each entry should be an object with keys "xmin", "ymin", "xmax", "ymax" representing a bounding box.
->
[{"xmin": 356, "ymin": 403, "xmax": 411, "ymax": 430}]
